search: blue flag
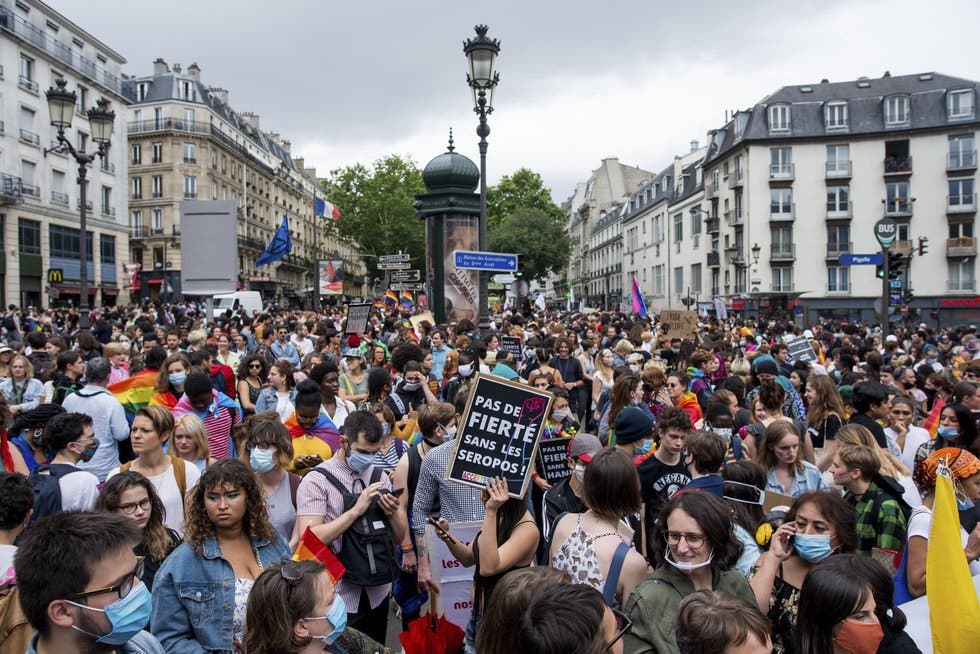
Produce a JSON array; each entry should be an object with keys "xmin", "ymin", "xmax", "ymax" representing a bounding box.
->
[{"xmin": 255, "ymin": 214, "xmax": 292, "ymax": 267}]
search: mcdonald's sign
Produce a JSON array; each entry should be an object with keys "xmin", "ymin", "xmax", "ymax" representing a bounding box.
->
[{"xmin": 47, "ymin": 269, "xmax": 63, "ymax": 283}]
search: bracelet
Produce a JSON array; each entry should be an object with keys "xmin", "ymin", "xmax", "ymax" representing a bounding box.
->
[{"xmin": 401, "ymin": 545, "xmax": 414, "ymax": 552}]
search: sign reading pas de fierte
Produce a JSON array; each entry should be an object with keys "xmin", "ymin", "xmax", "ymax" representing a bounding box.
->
[{"xmin": 447, "ymin": 374, "xmax": 553, "ymax": 499}]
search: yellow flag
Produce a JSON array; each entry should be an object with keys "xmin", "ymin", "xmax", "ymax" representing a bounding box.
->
[{"xmin": 927, "ymin": 474, "xmax": 980, "ymax": 653}]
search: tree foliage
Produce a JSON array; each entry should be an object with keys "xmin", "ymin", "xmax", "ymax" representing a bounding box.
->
[
  {"xmin": 489, "ymin": 206, "xmax": 571, "ymax": 282},
  {"xmin": 322, "ymin": 155, "xmax": 426, "ymax": 281},
  {"xmin": 488, "ymin": 168, "xmax": 564, "ymax": 233}
]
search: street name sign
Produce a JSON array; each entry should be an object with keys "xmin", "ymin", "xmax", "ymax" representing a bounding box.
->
[
  {"xmin": 840, "ymin": 253, "xmax": 884, "ymax": 266},
  {"xmin": 390, "ymin": 282, "xmax": 423, "ymax": 291},
  {"xmin": 453, "ymin": 250, "xmax": 518, "ymax": 272},
  {"xmin": 379, "ymin": 253, "xmax": 411, "ymax": 263},
  {"xmin": 378, "ymin": 262, "xmax": 410, "ymax": 270},
  {"xmin": 390, "ymin": 270, "xmax": 421, "ymax": 282}
]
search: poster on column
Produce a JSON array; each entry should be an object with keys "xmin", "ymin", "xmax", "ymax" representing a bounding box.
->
[
  {"xmin": 424, "ymin": 521, "xmax": 482, "ymax": 631},
  {"xmin": 443, "ymin": 215, "xmax": 480, "ymax": 324},
  {"xmin": 318, "ymin": 259, "xmax": 344, "ymax": 295},
  {"xmin": 447, "ymin": 374, "xmax": 553, "ymax": 498}
]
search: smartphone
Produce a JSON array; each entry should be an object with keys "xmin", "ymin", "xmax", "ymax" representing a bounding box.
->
[{"xmin": 390, "ymin": 488, "xmax": 405, "ymax": 498}]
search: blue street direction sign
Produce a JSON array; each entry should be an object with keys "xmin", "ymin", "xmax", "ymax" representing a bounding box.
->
[
  {"xmin": 839, "ymin": 253, "xmax": 883, "ymax": 266},
  {"xmin": 453, "ymin": 250, "xmax": 518, "ymax": 272},
  {"xmin": 890, "ymin": 279, "xmax": 903, "ymax": 289}
]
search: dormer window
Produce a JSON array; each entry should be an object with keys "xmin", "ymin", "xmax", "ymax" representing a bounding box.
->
[
  {"xmin": 768, "ymin": 104, "xmax": 790, "ymax": 132},
  {"xmin": 733, "ymin": 112, "xmax": 748, "ymax": 141},
  {"xmin": 949, "ymin": 89, "xmax": 975, "ymax": 120},
  {"xmin": 825, "ymin": 101, "xmax": 848, "ymax": 130},
  {"xmin": 884, "ymin": 96, "xmax": 910, "ymax": 126}
]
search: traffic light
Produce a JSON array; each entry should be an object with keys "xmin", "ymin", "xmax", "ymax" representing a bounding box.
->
[
  {"xmin": 888, "ymin": 252, "xmax": 906, "ymax": 280},
  {"xmin": 917, "ymin": 237, "xmax": 929, "ymax": 256},
  {"xmin": 903, "ymin": 288, "xmax": 914, "ymax": 304},
  {"xmin": 515, "ymin": 256, "xmax": 524, "ymax": 278},
  {"xmin": 876, "ymin": 261, "xmax": 885, "ymax": 279}
]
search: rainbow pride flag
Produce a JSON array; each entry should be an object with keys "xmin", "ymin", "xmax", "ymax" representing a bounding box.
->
[
  {"xmin": 384, "ymin": 289, "xmax": 398, "ymax": 305},
  {"xmin": 400, "ymin": 291, "xmax": 414, "ymax": 308},
  {"xmin": 293, "ymin": 526, "xmax": 346, "ymax": 583},
  {"xmin": 109, "ymin": 370, "xmax": 157, "ymax": 420}
]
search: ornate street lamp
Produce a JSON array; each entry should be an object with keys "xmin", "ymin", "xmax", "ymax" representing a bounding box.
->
[
  {"xmin": 45, "ymin": 79, "xmax": 115, "ymax": 329},
  {"xmin": 464, "ymin": 24, "xmax": 500, "ymax": 338}
]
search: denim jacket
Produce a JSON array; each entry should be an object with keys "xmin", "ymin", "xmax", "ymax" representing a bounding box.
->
[
  {"xmin": 150, "ymin": 534, "xmax": 289, "ymax": 653},
  {"xmin": 765, "ymin": 461, "xmax": 827, "ymax": 498}
]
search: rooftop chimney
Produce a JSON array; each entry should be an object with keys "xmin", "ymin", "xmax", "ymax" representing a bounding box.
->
[
  {"xmin": 281, "ymin": 140, "xmax": 291, "ymax": 154},
  {"xmin": 883, "ymin": 70, "xmax": 891, "ymax": 78},
  {"xmin": 172, "ymin": 63, "xmax": 182, "ymax": 74},
  {"xmin": 209, "ymin": 87, "xmax": 228, "ymax": 105},
  {"xmin": 690, "ymin": 139, "xmax": 699, "ymax": 152},
  {"xmin": 268, "ymin": 132, "xmax": 281, "ymax": 146},
  {"xmin": 153, "ymin": 57, "xmax": 168, "ymax": 76},
  {"xmin": 241, "ymin": 112, "xmax": 260, "ymax": 131},
  {"xmin": 187, "ymin": 62, "xmax": 200, "ymax": 82},
  {"xmin": 293, "ymin": 157, "xmax": 304, "ymax": 171},
  {"xmin": 821, "ymin": 78, "xmax": 829, "ymax": 83}
]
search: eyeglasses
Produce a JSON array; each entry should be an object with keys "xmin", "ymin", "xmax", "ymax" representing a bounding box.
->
[
  {"xmin": 279, "ymin": 560, "xmax": 305, "ymax": 584},
  {"xmin": 246, "ymin": 441, "xmax": 275, "ymax": 451},
  {"xmin": 663, "ymin": 531, "xmax": 705, "ymax": 549},
  {"xmin": 607, "ymin": 608, "xmax": 632, "ymax": 650},
  {"xmin": 118, "ymin": 498, "xmax": 152, "ymax": 515},
  {"xmin": 249, "ymin": 363, "xmax": 262, "ymax": 369},
  {"xmin": 64, "ymin": 557, "xmax": 145, "ymax": 601}
]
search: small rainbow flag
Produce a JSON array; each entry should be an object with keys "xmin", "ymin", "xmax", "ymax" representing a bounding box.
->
[
  {"xmin": 293, "ymin": 526, "xmax": 346, "ymax": 583},
  {"xmin": 400, "ymin": 291, "xmax": 414, "ymax": 308},
  {"xmin": 384, "ymin": 289, "xmax": 398, "ymax": 305},
  {"xmin": 109, "ymin": 370, "xmax": 157, "ymax": 420}
]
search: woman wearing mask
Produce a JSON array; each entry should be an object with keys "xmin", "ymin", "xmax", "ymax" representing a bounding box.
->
[
  {"xmin": 722, "ymin": 460, "xmax": 768, "ymax": 578},
  {"xmin": 808, "ymin": 375, "xmax": 847, "ymax": 471},
  {"xmin": 443, "ymin": 350, "xmax": 477, "ymax": 405},
  {"xmin": 97, "ymin": 470, "xmax": 181, "ymax": 591},
  {"xmin": 748, "ymin": 492, "xmax": 858, "ymax": 654},
  {"xmin": 758, "ymin": 422, "xmax": 826, "ymax": 498},
  {"xmin": 549, "ymin": 337, "xmax": 584, "ymax": 419},
  {"xmin": 624, "ymin": 492, "xmax": 754, "ymax": 654},
  {"xmin": 255, "ymin": 361, "xmax": 298, "ymax": 422},
  {"xmin": 149, "ymin": 353, "xmax": 191, "ymax": 410},
  {"xmin": 795, "ymin": 564, "xmax": 883, "ymax": 654},
  {"xmin": 432, "ymin": 477, "xmax": 539, "ymax": 654},
  {"xmin": 173, "ymin": 413, "xmax": 213, "ymax": 472},
  {"xmin": 240, "ymin": 416, "xmax": 301, "ymax": 546},
  {"xmin": 150, "ymin": 459, "xmax": 290, "ymax": 652},
  {"xmin": 236, "ymin": 354, "xmax": 269, "ymax": 417},
  {"xmin": 244, "ymin": 559, "xmax": 390, "ymax": 654},
  {"xmin": 916, "ymin": 402, "xmax": 980, "ymax": 463},
  {"xmin": 903, "ymin": 447, "xmax": 980, "ymax": 597},
  {"xmin": 550, "ymin": 449, "xmax": 649, "ymax": 608},
  {"xmin": 369, "ymin": 401, "xmax": 404, "ymax": 475},
  {"xmin": 0, "ymin": 355, "xmax": 43, "ymax": 416}
]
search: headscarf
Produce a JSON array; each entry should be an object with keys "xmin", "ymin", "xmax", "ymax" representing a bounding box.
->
[{"xmin": 913, "ymin": 447, "xmax": 980, "ymax": 489}]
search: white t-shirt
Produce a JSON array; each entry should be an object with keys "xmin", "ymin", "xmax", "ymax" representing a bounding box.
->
[
  {"xmin": 885, "ymin": 425, "xmax": 931, "ymax": 473},
  {"xmin": 325, "ymin": 398, "xmax": 356, "ymax": 429},
  {"xmin": 906, "ymin": 505, "xmax": 980, "ymax": 576},
  {"xmin": 60, "ymin": 470, "xmax": 101, "ymax": 511},
  {"xmin": 275, "ymin": 394, "xmax": 295, "ymax": 423},
  {"xmin": 108, "ymin": 460, "xmax": 201, "ymax": 536}
]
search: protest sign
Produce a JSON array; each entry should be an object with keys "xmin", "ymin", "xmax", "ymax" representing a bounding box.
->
[
  {"xmin": 786, "ymin": 336, "xmax": 817, "ymax": 363},
  {"xmin": 447, "ymin": 373, "xmax": 553, "ymax": 498},
  {"xmin": 499, "ymin": 335, "xmax": 522, "ymax": 362},
  {"xmin": 409, "ymin": 311, "xmax": 434, "ymax": 334},
  {"xmin": 345, "ymin": 302, "xmax": 372, "ymax": 335},
  {"xmin": 537, "ymin": 437, "xmax": 573, "ymax": 484},
  {"xmin": 763, "ymin": 489, "xmax": 796, "ymax": 513},
  {"xmin": 659, "ymin": 309, "xmax": 699, "ymax": 341},
  {"xmin": 425, "ymin": 521, "xmax": 482, "ymax": 631}
]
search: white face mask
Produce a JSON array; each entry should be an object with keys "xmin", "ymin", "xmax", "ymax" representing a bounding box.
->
[
  {"xmin": 441, "ymin": 423, "xmax": 457, "ymax": 443},
  {"xmin": 572, "ymin": 464, "xmax": 586, "ymax": 482},
  {"xmin": 458, "ymin": 363, "xmax": 474, "ymax": 378},
  {"xmin": 665, "ymin": 549, "xmax": 714, "ymax": 574}
]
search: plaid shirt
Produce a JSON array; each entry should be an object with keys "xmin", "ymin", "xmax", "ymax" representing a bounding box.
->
[
  {"xmin": 411, "ymin": 440, "xmax": 485, "ymax": 534},
  {"xmin": 845, "ymin": 481, "xmax": 908, "ymax": 556}
]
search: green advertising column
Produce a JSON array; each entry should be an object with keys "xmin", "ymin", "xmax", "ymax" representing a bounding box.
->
[{"xmin": 414, "ymin": 133, "xmax": 481, "ymax": 325}]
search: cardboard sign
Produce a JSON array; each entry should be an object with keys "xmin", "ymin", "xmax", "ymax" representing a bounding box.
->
[
  {"xmin": 762, "ymin": 489, "xmax": 796, "ymax": 513},
  {"xmin": 424, "ymin": 521, "xmax": 482, "ymax": 631},
  {"xmin": 447, "ymin": 373, "xmax": 553, "ymax": 498},
  {"xmin": 786, "ymin": 336, "xmax": 817, "ymax": 363},
  {"xmin": 537, "ymin": 437, "xmax": 573, "ymax": 484},
  {"xmin": 409, "ymin": 311, "xmax": 434, "ymax": 335},
  {"xmin": 345, "ymin": 302, "xmax": 372, "ymax": 335},
  {"xmin": 499, "ymin": 335, "xmax": 522, "ymax": 362},
  {"xmin": 659, "ymin": 310, "xmax": 699, "ymax": 341}
]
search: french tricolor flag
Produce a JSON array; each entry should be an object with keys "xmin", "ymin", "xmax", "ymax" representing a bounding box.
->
[{"xmin": 314, "ymin": 197, "xmax": 341, "ymax": 221}]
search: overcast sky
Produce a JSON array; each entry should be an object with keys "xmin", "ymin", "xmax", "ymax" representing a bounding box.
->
[{"xmin": 62, "ymin": 0, "xmax": 980, "ymax": 204}]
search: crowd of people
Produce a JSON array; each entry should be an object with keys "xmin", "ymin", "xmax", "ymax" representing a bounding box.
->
[{"xmin": 0, "ymin": 299, "xmax": 978, "ymax": 654}]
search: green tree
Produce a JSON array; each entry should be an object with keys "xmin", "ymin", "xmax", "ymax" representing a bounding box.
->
[
  {"xmin": 488, "ymin": 168, "xmax": 564, "ymax": 233},
  {"xmin": 488, "ymin": 206, "xmax": 571, "ymax": 282},
  {"xmin": 322, "ymin": 154, "xmax": 426, "ymax": 280}
]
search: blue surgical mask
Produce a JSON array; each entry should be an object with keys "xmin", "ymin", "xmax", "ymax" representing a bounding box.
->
[
  {"xmin": 635, "ymin": 438, "xmax": 654, "ymax": 456},
  {"xmin": 168, "ymin": 372, "xmax": 187, "ymax": 387},
  {"xmin": 346, "ymin": 449, "xmax": 374, "ymax": 473},
  {"xmin": 938, "ymin": 426, "xmax": 960, "ymax": 440},
  {"xmin": 306, "ymin": 593, "xmax": 347, "ymax": 645},
  {"xmin": 249, "ymin": 446, "xmax": 276, "ymax": 473},
  {"xmin": 793, "ymin": 533, "xmax": 834, "ymax": 563},
  {"xmin": 65, "ymin": 580, "xmax": 153, "ymax": 645}
]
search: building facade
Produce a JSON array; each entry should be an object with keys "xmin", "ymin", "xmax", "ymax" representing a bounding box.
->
[
  {"xmin": 127, "ymin": 59, "xmax": 366, "ymax": 305},
  {"xmin": 0, "ymin": 0, "xmax": 131, "ymax": 308}
]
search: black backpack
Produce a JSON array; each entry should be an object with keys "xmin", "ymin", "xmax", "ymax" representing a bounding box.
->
[
  {"xmin": 872, "ymin": 474, "xmax": 914, "ymax": 524},
  {"xmin": 310, "ymin": 467, "xmax": 398, "ymax": 587},
  {"xmin": 27, "ymin": 464, "xmax": 77, "ymax": 526}
]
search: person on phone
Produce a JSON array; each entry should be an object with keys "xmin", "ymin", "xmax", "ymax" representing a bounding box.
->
[{"xmin": 295, "ymin": 410, "xmax": 407, "ymax": 646}]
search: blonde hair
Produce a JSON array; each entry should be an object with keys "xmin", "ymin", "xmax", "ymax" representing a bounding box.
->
[
  {"xmin": 835, "ymin": 424, "xmax": 909, "ymax": 478},
  {"xmin": 186, "ymin": 329, "xmax": 206, "ymax": 346},
  {"xmin": 9, "ymin": 354, "xmax": 33, "ymax": 379},
  {"xmin": 174, "ymin": 413, "xmax": 210, "ymax": 460},
  {"xmin": 729, "ymin": 356, "xmax": 751, "ymax": 378},
  {"xmin": 103, "ymin": 341, "xmax": 129, "ymax": 358},
  {"xmin": 594, "ymin": 348, "xmax": 615, "ymax": 382}
]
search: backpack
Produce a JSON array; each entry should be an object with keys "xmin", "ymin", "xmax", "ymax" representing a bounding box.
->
[
  {"xmin": 1, "ymin": 315, "xmax": 15, "ymax": 334},
  {"xmin": 310, "ymin": 466, "xmax": 398, "ymax": 587},
  {"xmin": 121, "ymin": 457, "xmax": 187, "ymax": 498},
  {"xmin": 872, "ymin": 475, "xmax": 914, "ymax": 524},
  {"xmin": 27, "ymin": 463, "xmax": 77, "ymax": 525}
]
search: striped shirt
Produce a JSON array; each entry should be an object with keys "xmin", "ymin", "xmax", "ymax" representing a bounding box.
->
[
  {"xmin": 411, "ymin": 440, "xmax": 485, "ymax": 534},
  {"xmin": 204, "ymin": 407, "xmax": 237, "ymax": 459}
]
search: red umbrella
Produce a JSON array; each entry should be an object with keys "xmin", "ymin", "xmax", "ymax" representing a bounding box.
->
[{"xmin": 399, "ymin": 609, "xmax": 465, "ymax": 654}]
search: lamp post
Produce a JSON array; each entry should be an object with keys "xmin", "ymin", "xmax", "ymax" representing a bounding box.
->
[
  {"xmin": 44, "ymin": 78, "xmax": 115, "ymax": 330},
  {"xmin": 464, "ymin": 24, "xmax": 500, "ymax": 339}
]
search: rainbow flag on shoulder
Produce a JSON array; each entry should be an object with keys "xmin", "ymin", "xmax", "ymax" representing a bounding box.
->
[
  {"xmin": 109, "ymin": 369, "xmax": 157, "ymax": 420},
  {"xmin": 293, "ymin": 526, "xmax": 346, "ymax": 583}
]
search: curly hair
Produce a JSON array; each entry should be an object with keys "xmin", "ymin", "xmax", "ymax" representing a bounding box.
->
[
  {"xmin": 183, "ymin": 459, "xmax": 277, "ymax": 553},
  {"xmin": 96, "ymin": 471, "xmax": 172, "ymax": 562},
  {"xmin": 237, "ymin": 353, "xmax": 270, "ymax": 382}
]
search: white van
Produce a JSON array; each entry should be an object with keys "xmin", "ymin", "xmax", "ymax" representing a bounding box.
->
[{"xmin": 213, "ymin": 291, "xmax": 264, "ymax": 316}]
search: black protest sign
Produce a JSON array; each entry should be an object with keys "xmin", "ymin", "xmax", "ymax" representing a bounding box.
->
[
  {"xmin": 447, "ymin": 373, "xmax": 553, "ymax": 498},
  {"xmin": 786, "ymin": 336, "xmax": 817, "ymax": 363},
  {"xmin": 345, "ymin": 302, "xmax": 372, "ymax": 335},
  {"xmin": 537, "ymin": 437, "xmax": 573, "ymax": 484},
  {"xmin": 499, "ymin": 336, "xmax": 522, "ymax": 362}
]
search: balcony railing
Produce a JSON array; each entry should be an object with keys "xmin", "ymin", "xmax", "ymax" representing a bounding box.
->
[
  {"xmin": 707, "ymin": 250, "xmax": 720, "ymax": 267},
  {"xmin": 948, "ymin": 150, "xmax": 977, "ymax": 171},
  {"xmin": 769, "ymin": 163, "xmax": 795, "ymax": 180},
  {"xmin": 17, "ymin": 75, "xmax": 37, "ymax": 92},
  {"xmin": 947, "ymin": 279, "xmax": 976, "ymax": 292},
  {"xmin": 19, "ymin": 128, "xmax": 39, "ymax": 145},
  {"xmin": 128, "ymin": 119, "xmax": 211, "ymax": 135},
  {"xmin": 826, "ymin": 204, "xmax": 852, "ymax": 219},
  {"xmin": 183, "ymin": 157, "xmax": 197, "ymax": 165},
  {"xmin": 891, "ymin": 240, "xmax": 913, "ymax": 256},
  {"xmin": 826, "ymin": 161, "xmax": 852, "ymax": 178},
  {"xmin": 706, "ymin": 216, "xmax": 720, "ymax": 233},
  {"xmin": 723, "ymin": 210, "xmax": 743, "ymax": 225},
  {"xmin": 0, "ymin": 6, "xmax": 131, "ymax": 100},
  {"xmin": 947, "ymin": 237, "xmax": 978, "ymax": 257},
  {"xmin": 20, "ymin": 183, "xmax": 40, "ymax": 198},
  {"xmin": 101, "ymin": 206, "xmax": 115, "ymax": 217},
  {"xmin": 184, "ymin": 191, "xmax": 197, "ymax": 199},
  {"xmin": 51, "ymin": 190, "xmax": 69, "ymax": 205},
  {"xmin": 770, "ymin": 203, "xmax": 795, "ymax": 220},
  {"xmin": 770, "ymin": 244, "xmax": 796, "ymax": 260},
  {"xmin": 152, "ymin": 191, "xmax": 163, "ymax": 198},
  {"xmin": 826, "ymin": 242, "xmax": 853, "ymax": 258},
  {"xmin": 826, "ymin": 282, "xmax": 851, "ymax": 293},
  {"xmin": 728, "ymin": 169, "xmax": 744, "ymax": 188},
  {"xmin": 884, "ymin": 156, "xmax": 912, "ymax": 175},
  {"xmin": 100, "ymin": 161, "xmax": 115, "ymax": 174},
  {"xmin": 948, "ymin": 194, "xmax": 977, "ymax": 212},
  {"xmin": 771, "ymin": 283, "xmax": 795, "ymax": 293},
  {"xmin": 884, "ymin": 200, "xmax": 911, "ymax": 215},
  {"xmin": 707, "ymin": 181, "xmax": 720, "ymax": 196},
  {"xmin": 1, "ymin": 173, "xmax": 23, "ymax": 203}
]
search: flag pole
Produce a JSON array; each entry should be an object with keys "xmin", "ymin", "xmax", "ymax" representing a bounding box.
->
[{"xmin": 313, "ymin": 188, "xmax": 321, "ymax": 312}]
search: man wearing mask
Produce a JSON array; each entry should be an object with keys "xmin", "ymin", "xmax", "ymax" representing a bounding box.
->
[
  {"xmin": 61, "ymin": 358, "xmax": 130, "ymax": 482},
  {"xmin": 443, "ymin": 350, "xmax": 477, "ymax": 404},
  {"xmin": 386, "ymin": 360, "xmax": 436, "ymax": 421},
  {"xmin": 541, "ymin": 434, "xmax": 601, "ymax": 548},
  {"xmin": 26, "ymin": 412, "xmax": 101, "ymax": 520},
  {"xmin": 15, "ymin": 511, "xmax": 164, "ymax": 654}
]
